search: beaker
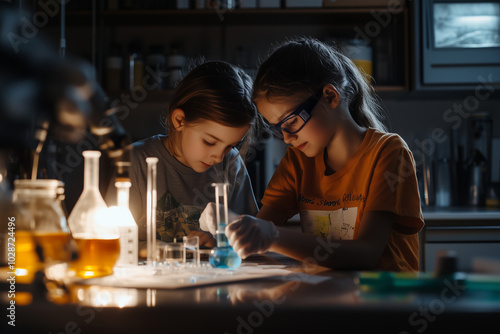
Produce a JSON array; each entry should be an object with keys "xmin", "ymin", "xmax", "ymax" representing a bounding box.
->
[
  {"xmin": 183, "ymin": 235, "xmax": 200, "ymax": 266},
  {"xmin": 163, "ymin": 242, "xmax": 185, "ymax": 265},
  {"xmin": 12, "ymin": 179, "xmax": 72, "ymax": 284},
  {"xmin": 209, "ymin": 183, "xmax": 241, "ymax": 269},
  {"xmin": 68, "ymin": 151, "xmax": 120, "ymax": 278}
]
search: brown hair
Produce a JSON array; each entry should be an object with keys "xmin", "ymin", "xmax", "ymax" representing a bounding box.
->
[
  {"xmin": 164, "ymin": 60, "xmax": 262, "ymax": 160},
  {"xmin": 253, "ymin": 38, "xmax": 387, "ymax": 132}
]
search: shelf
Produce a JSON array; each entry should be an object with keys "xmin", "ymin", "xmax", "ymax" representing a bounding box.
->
[
  {"xmin": 54, "ymin": 6, "xmax": 409, "ymax": 92},
  {"xmin": 63, "ymin": 8, "xmax": 403, "ymax": 26}
]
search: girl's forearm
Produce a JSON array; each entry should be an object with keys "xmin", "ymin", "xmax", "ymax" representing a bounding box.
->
[{"xmin": 269, "ymin": 227, "xmax": 380, "ymax": 270}]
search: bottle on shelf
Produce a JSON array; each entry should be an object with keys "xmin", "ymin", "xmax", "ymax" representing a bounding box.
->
[
  {"xmin": 166, "ymin": 43, "xmax": 186, "ymax": 89},
  {"xmin": 340, "ymin": 38, "xmax": 373, "ymax": 84},
  {"xmin": 176, "ymin": 0, "xmax": 190, "ymax": 9},
  {"xmin": 195, "ymin": 0, "xmax": 206, "ymax": 9},
  {"xmin": 146, "ymin": 44, "xmax": 167, "ymax": 91},
  {"xmin": 127, "ymin": 40, "xmax": 144, "ymax": 90},
  {"xmin": 105, "ymin": 43, "xmax": 123, "ymax": 92}
]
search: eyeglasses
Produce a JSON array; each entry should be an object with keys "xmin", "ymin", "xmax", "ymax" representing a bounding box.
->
[{"xmin": 271, "ymin": 89, "xmax": 323, "ymax": 137}]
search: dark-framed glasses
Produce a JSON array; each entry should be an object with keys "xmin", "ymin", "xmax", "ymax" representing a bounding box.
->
[{"xmin": 271, "ymin": 88, "xmax": 323, "ymax": 137}]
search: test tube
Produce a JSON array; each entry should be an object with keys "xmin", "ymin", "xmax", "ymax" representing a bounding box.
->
[
  {"xmin": 209, "ymin": 183, "xmax": 241, "ymax": 269},
  {"xmin": 212, "ymin": 183, "xmax": 229, "ymax": 248},
  {"xmin": 146, "ymin": 157, "xmax": 158, "ymax": 267}
]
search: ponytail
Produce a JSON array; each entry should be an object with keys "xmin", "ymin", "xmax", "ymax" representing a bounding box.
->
[
  {"xmin": 341, "ymin": 51, "xmax": 387, "ymax": 132},
  {"xmin": 253, "ymin": 37, "xmax": 387, "ymax": 132}
]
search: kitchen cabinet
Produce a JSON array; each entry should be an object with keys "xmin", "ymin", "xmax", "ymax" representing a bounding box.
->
[
  {"xmin": 421, "ymin": 207, "xmax": 500, "ymax": 273},
  {"xmin": 46, "ymin": 3, "xmax": 410, "ymax": 96}
]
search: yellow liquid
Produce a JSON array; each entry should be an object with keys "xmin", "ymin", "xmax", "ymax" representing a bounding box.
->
[
  {"xmin": 71, "ymin": 235, "xmax": 120, "ymax": 278},
  {"xmin": 33, "ymin": 231, "xmax": 72, "ymax": 263},
  {"xmin": 352, "ymin": 59, "xmax": 373, "ymax": 83},
  {"xmin": 13, "ymin": 231, "xmax": 72, "ymax": 284},
  {"xmin": 15, "ymin": 231, "xmax": 42, "ymax": 284}
]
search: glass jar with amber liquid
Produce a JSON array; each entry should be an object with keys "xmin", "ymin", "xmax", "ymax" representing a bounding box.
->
[
  {"xmin": 68, "ymin": 151, "xmax": 120, "ymax": 278},
  {"xmin": 13, "ymin": 179, "xmax": 72, "ymax": 284}
]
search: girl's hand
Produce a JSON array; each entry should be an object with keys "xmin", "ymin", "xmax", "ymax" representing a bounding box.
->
[
  {"xmin": 225, "ymin": 215, "xmax": 279, "ymax": 259},
  {"xmin": 199, "ymin": 202, "xmax": 240, "ymax": 235}
]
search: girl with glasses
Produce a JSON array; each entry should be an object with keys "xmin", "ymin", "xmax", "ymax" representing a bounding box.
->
[{"xmin": 201, "ymin": 38, "xmax": 423, "ymax": 271}]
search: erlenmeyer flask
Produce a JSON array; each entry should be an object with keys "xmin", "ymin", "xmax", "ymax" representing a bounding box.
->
[{"xmin": 68, "ymin": 150, "xmax": 120, "ymax": 278}]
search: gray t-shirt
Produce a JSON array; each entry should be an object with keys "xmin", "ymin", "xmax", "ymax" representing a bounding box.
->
[{"xmin": 125, "ymin": 135, "xmax": 258, "ymax": 242}]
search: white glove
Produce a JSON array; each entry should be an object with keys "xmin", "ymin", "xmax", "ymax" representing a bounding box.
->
[
  {"xmin": 225, "ymin": 215, "xmax": 279, "ymax": 259},
  {"xmin": 199, "ymin": 202, "xmax": 240, "ymax": 236}
]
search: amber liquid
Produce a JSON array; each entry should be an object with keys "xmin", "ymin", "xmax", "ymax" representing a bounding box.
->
[
  {"xmin": 33, "ymin": 231, "xmax": 72, "ymax": 263},
  {"xmin": 14, "ymin": 231, "xmax": 72, "ymax": 284},
  {"xmin": 71, "ymin": 235, "xmax": 120, "ymax": 278},
  {"xmin": 15, "ymin": 231, "xmax": 41, "ymax": 284}
]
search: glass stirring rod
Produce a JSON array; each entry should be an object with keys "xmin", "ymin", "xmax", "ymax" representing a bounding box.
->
[{"xmin": 146, "ymin": 157, "xmax": 158, "ymax": 267}]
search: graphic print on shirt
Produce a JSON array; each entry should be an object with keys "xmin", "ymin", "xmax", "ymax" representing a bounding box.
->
[
  {"xmin": 156, "ymin": 191, "xmax": 202, "ymax": 242},
  {"xmin": 300, "ymin": 207, "xmax": 358, "ymax": 240}
]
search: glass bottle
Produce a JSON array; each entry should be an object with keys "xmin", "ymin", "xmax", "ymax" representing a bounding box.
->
[
  {"xmin": 68, "ymin": 150, "xmax": 120, "ymax": 278},
  {"xmin": 12, "ymin": 179, "xmax": 71, "ymax": 284},
  {"xmin": 146, "ymin": 44, "xmax": 167, "ymax": 90},
  {"xmin": 127, "ymin": 41, "xmax": 144, "ymax": 89},
  {"xmin": 166, "ymin": 44, "xmax": 185, "ymax": 89},
  {"xmin": 341, "ymin": 38, "xmax": 373, "ymax": 84},
  {"xmin": 109, "ymin": 178, "xmax": 138, "ymax": 266},
  {"xmin": 105, "ymin": 42, "xmax": 123, "ymax": 92}
]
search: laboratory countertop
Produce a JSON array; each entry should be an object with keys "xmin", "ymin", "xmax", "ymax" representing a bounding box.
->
[
  {"xmin": 2, "ymin": 253, "xmax": 500, "ymax": 334},
  {"xmin": 422, "ymin": 206, "xmax": 500, "ymax": 221}
]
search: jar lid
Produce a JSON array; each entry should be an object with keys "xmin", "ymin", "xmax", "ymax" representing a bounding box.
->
[{"xmin": 14, "ymin": 179, "xmax": 65, "ymax": 198}]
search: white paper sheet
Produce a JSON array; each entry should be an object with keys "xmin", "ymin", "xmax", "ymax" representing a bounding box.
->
[{"xmin": 75, "ymin": 263, "xmax": 294, "ymax": 289}]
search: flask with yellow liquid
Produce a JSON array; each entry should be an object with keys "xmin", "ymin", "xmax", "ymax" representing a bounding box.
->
[{"xmin": 68, "ymin": 151, "xmax": 120, "ymax": 278}]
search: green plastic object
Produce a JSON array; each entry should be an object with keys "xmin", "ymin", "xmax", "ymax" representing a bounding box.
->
[{"xmin": 357, "ymin": 271, "xmax": 500, "ymax": 294}]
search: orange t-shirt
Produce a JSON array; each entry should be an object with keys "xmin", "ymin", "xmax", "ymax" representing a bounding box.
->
[{"xmin": 262, "ymin": 128, "xmax": 424, "ymax": 271}]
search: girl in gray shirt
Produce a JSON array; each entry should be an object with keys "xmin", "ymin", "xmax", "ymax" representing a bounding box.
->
[{"xmin": 124, "ymin": 61, "xmax": 260, "ymax": 248}]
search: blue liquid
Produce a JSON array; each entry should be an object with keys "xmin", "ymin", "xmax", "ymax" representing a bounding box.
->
[{"xmin": 209, "ymin": 247, "xmax": 241, "ymax": 269}]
